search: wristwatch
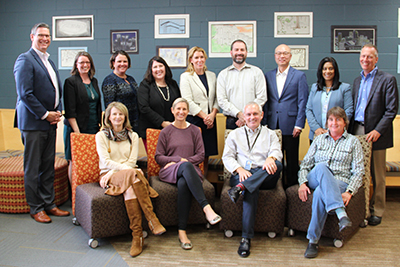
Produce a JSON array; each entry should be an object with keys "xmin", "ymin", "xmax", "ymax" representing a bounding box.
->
[
  {"xmin": 346, "ymin": 189, "xmax": 353, "ymax": 196},
  {"xmin": 268, "ymin": 156, "xmax": 277, "ymax": 161}
]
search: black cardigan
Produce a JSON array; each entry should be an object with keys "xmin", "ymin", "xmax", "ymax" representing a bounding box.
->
[
  {"xmin": 63, "ymin": 74, "xmax": 102, "ymax": 132},
  {"xmin": 137, "ymin": 79, "xmax": 181, "ymax": 138}
]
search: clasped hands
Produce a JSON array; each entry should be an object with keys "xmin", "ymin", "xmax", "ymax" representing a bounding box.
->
[
  {"xmin": 164, "ymin": 158, "xmax": 188, "ymax": 169},
  {"xmin": 99, "ymin": 168, "xmax": 144, "ymax": 189},
  {"xmin": 298, "ymin": 183, "xmax": 352, "ymax": 205},
  {"xmin": 236, "ymin": 157, "xmax": 277, "ymax": 183},
  {"xmin": 46, "ymin": 111, "xmax": 62, "ymax": 125}
]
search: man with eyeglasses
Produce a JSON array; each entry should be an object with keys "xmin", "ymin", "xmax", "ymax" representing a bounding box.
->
[
  {"xmin": 263, "ymin": 44, "xmax": 308, "ymax": 189},
  {"xmin": 14, "ymin": 22, "xmax": 70, "ymax": 223}
]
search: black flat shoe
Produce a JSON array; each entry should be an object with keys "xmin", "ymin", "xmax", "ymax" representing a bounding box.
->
[
  {"xmin": 228, "ymin": 186, "xmax": 242, "ymax": 203},
  {"xmin": 338, "ymin": 216, "xmax": 352, "ymax": 232},
  {"xmin": 304, "ymin": 243, "xmax": 318, "ymax": 258},
  {"xmin": 368, "ymin": 215, "xmax": 382, "ymax": 226},
  {"xmin": 238, "ymin": 238, "xmax": 251, "ymax": 258}
]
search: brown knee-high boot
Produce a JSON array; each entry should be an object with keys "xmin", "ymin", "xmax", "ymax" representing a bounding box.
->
[
  {"xmin": 132, "ymin": 180, "xmax": 166, "ymax": 235},
  {"xmin": 125, "ymin": 199, "xmax": 143, "ymax": 257}
]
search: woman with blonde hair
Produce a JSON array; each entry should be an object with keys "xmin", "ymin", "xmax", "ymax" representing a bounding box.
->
[
  {"xmin": 96, "ymin": 102, "xmax": 165, "ymax": 257},
  {"xmin": 180, "ymin": 46, "xmax": 219, "ymax": 174}
]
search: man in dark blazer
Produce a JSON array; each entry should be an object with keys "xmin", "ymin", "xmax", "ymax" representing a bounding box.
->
[
  {"xmin": 263, "ymin": 44, "xmax": 309, "ymax": 188},
  {"xmin": 350, "ymin": 44, "xmax": 398, "ymax": 226},
  {"xmin": 14, "ymin": 22, "xmax": 70, "ymax": 223}
]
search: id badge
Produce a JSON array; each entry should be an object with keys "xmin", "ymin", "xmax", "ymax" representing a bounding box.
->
[{"xmin": 245, "ymin": 160, "xmax": 252, "ymax": 170}]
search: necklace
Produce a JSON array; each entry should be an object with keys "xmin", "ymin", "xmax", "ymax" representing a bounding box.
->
[
  {"xmin": 156, "ymin": 84, "xmax": 170, "ymax": 101},
  {"xmin": 85, "ymin": 83, "xmax": 95, "ymax": 100}
]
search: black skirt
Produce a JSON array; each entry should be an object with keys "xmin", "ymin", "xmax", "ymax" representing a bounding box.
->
[{"xmin": 186, "ymin": 115, "xmax": 218, "ymax": 157}]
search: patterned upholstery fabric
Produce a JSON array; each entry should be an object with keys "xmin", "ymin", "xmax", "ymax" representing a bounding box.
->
[
  {"xmin": 70, "ymin": 133, "xmax": 100, "ymax": 215},
  {"xmin": 285, "ymin": 134, "xmax": 372, "ymax": 241},
  {"xmin": 219, "ymin": 129, "xmax": 286, "ymax": 235},
  {"xmin": 0, "ymin": 156, "xmax": 69, "ymax": 213},
  {"xmin": 146, "ymin": 128, "xmax": 214, "ymax": 227},
  {"xmin": 386, "ymin": 161, "xmax": 400, "ymax": 172}
]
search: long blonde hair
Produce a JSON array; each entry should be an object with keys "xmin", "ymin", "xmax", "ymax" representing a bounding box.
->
[
  {"xmin": 102, "ymin": 102, "xmax": 132, "ymax": 130},
  {"xmin": 185, "ymin": 46, "xmax": 208, "ymax": 74}
]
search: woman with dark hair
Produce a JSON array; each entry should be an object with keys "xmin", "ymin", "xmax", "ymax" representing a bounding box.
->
[
  {"xmin": 298, "ymin": 106, "xmax": 364, "ymax": 258},
  {"xmin": 102, "ymin": 50, "xmax": 139, "ymax": 132},
  {"xmin": 155, "ymin": 98, "xmax": 221, "ymax": 250},
  {"xmin": 306, "ymin": 57, "xmax": 353, "ymax": 142},
  {"xmin": 63, "ymin": 51, "xmax": 101, "ymax": 182},
  {"xmin": 137, "ymin": 56, "xmax": 181, "ymax": 149},
  {"xmin": 96, "ymin": 102, "xmax": 165, "ymax": 257}
]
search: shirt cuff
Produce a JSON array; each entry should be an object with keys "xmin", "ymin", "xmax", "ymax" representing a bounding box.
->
[{"xmin": 41, "ymin": 111, "xmax": 49, "ymax": 120}]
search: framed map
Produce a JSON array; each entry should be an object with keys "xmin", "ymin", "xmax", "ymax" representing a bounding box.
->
[
  {"xmin": 288, "ymin": 45, "xmax": 309, "ymax": 70},
  {"xmin": 154, "ymin": 14, "xmax": 190, "ymax": 38},
  {"xmin": 274, "ymin": 12, "xmax": 313, "ymax": 38},
  {"xmin": 156, "ymin": 46, "xmax": 188, "ymax": 68},
  {"xmin": 208, "ymin": 21, "xmax": 257, "ymax": 58}
]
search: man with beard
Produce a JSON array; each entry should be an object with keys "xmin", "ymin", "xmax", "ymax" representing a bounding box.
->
[{"xmin": 217, "ymin": 40, "xmax": 267, "ymax": 129}]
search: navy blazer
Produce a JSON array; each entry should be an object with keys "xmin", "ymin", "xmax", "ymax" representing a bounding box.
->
[
  {"xmin": 350, "ymin": 69, "xmax": 398, "ymax": 150},
  {"xmin": 263, "ymin": 66, "xmax": 309, "ymax": 135},
  {"xmin": 306, "ymin": 82, "xmax": 353, "ymax": 140},
  {"xmin": 14, "ymin": 48, "xmax": 62, "ymax": 131}
]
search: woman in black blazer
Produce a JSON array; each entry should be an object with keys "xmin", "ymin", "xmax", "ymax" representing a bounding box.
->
[
  {"xmin": 63, "ymin": 52, "xmax": 101, "ymax": 182},
  {"xmin": 137, "ymin": 56, "xmax": 180, "ymax": 149}
]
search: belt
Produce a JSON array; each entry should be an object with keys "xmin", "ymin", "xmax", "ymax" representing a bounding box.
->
[{"xmin": 355, "ymin": 121, "xmax": 365, "ymax": 126}]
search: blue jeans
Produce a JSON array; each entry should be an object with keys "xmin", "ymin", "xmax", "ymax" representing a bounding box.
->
[
  {"xmin": 230, "ymin": 161, "xmax": 283, "ymax": 239},
  {"xmin": 306, "ymin": 162, "xmax": 348, "ymax": 242}
]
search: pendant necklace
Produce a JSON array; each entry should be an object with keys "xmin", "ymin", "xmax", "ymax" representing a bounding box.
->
[{"xmin": 156, "ymin": 84, "xmax": 170, "ymax": 101}]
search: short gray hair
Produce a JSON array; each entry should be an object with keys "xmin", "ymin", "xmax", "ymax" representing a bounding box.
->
[
  {"xmin": 172, "ymin": 97, "xmax": 189, "ymax": 109},
  {"xmin": 31, "ymin": 23, "xmax": 50, "ymax": 35},
  {"xmin": 243, "ymin": 102, "xmax": 262, "ymax": 114}
]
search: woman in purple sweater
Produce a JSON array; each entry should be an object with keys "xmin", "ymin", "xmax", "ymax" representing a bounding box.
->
[{"xmin": 155, "ymin": 98, "xmax": 221, "ymax": 250}]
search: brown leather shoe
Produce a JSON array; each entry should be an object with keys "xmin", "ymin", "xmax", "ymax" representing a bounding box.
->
[
  {"xmin": 31, "ymin": 211, "xmax": 52, "ymax": 223},
  {"xmin": 46, "ymin": 207, "xmax": 70, "ymax": 217}
]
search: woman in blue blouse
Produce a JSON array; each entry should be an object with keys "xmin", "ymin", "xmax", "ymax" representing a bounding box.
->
[
  {"xmin": 102, "ymin": 50, "xmax": 139, "ymax": 132},
  {"xmin": 306, "ymin": 57, "xmax": 353, "ymax": 142}
]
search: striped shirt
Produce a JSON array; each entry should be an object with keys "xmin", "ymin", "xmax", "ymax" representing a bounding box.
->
[{"xmin": 298, "ymin": 131, "xmax": 364, "ymax": 194}]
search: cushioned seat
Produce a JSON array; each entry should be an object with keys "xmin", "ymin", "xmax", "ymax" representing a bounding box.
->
[
  {"xmin": 146, "ymin": 128, "xmax": 215, "ymax": 227},
  {"xmin": 285, "ymin": 135, "xmax": 372, "ymax": 247},
  {"xmin": 219, "ymin": 129, "xmax": 286, "ymax": 238}
]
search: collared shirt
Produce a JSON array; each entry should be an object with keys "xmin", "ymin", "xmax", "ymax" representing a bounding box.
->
[
  {"xmin": 32, "ymin": 47, "xmax": 60, "ymax": 117},
  {"xmin": 217, "ymin": 63, "xmax": 267, "ymax": 117},
  {"xmin": 298, "ymin": 131, "xmax": 364, "ymax": 194},
  {"xmin": 276, "ymin": 66, "xmax": 289, "ymax": 98},
  {"xmin": 222, "ymin": 125, "xmax": 283, "ymax": 174},
  {"xmin": 320, "ymin": 87, "xmax": 332, "ymax": 128},
  {"xmin": 354, "ymin": 66, "xmax": 378, "ymax": 122}
]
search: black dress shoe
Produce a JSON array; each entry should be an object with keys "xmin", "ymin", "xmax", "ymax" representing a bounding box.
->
[
  {"xmin": 338, "ymin": 216, "xmax": 352, "ymax": 232},
  {"xmin": 304, "ymin": 243, "xmax": 318, "ymax": 258},
  {"xmin": 368, "ymin": 215, "xmax": 382, "ymax": 226},
  {"xmin": 238, "ymin": 238, "xmax": 251, "ymax": 257},
  {"xmin": 228, "ymin": 186, "xmax": 242, "ymax": 203}
]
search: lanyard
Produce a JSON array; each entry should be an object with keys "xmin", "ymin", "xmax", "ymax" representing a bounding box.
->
[{"xmin": 245, "ymin": 127, "xmax": 262, "ymax": 153}]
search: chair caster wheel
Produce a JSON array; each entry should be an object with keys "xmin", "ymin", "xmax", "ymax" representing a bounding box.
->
[
  {"xmin": 88, "ymin": 238, "xmax": 99, "ymax": 248},
  {"xmin": 333, "ymin": 239, "xmax": 343, "ymax": 248},
  {"xmin": 268, "ymin": 232, "xmax": 276, "ymax": 238},
  {"xmin": 224, "ymin": 230, "xmax": 233, "ymax": 238},
  {"xmin": 288, "ymin": 229, "xmax": 295, "ymax": 237},
  {"xmin": 72, "ymin": 217, "xmax": 80, "ymax": 226}
]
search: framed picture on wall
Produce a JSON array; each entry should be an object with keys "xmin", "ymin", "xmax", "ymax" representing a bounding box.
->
[
  {"xmin": 58, "ymin": 47, "xmax": 87, "ymax": 70},
  {"xmin": 398, "ymin": 8, "xmax": 400, "ymax": 38},
  {"xmin": 52, "ymin": 15, "xmax": 94, "ymax": 41},
  {"xmin": 156, "ymin": 46, "xmax": 188, "ymax": 68},
  {"xmin": 154, "ymin": 14, "xmax": 190, "ymax": 38},
  {"xmin": 288, "ymin": 45, "xmax": 309, "ymax": 70},
  {"xmin": 274, "ymin": 12, "xmax": 313, "ymax": 38},
  {"xmin": 208, "ymin": 20, "xmax": 257, "ymax": 58},
  {"xmin": 397, "ymin": 45, "xmax": 400, "ymax": 73},
  {"xmin": 110, "ymin": 30, "xmax": 139, "ymax": 54},
  {"xmin": 331, "ymin": 25, "xmax": 377, "ymax": 53}
]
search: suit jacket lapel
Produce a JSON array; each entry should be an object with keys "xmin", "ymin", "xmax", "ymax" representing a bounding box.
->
[
  {"xmin": 366, "ymin": 70, "xmax": 382, "ymax": 107},
  {"xmin": 280, "ymin": 66, "xmax": 294, "ymax": 98},
  {"xmin": 30, "ymin": 48, "xmax": 56, "ymax": 90},
  {"xmin": 193, "ymin": 73, "xmax": 208, "ymax": 97}
]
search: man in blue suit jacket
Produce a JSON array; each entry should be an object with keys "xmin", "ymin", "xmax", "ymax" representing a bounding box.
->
[
  {"xmin": 349, "ymin": 44, "xmax": 398, "ymax": 226},
  {"xmin": 14, "ymin": 23, "xmax": 69, "ymax": 223},
  {"xmin": 263, "ymin": 44, "xmax": 309, "ymax": 188}
]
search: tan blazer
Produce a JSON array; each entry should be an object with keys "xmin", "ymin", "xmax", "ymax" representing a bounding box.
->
[{"xmin": 180, "ymin": 70, "xmax": 219, "ymax": 116}]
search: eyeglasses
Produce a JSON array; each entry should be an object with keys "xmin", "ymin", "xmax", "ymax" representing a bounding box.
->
[
  {"xmin": 78, "ymin": 61, "xmax": 91, "ymax": 65},
  {"xmin": 275, "ymin": 51, "xmax": 291, "ymax": 56},
  {"xmin": 36, "ymin": 34, "xmax": 51, "ymax": 39}
]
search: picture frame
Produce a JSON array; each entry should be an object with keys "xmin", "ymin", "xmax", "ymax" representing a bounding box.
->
[
  {"xmin": 154, "ymin": 14, "xmax": 190, "ymax": 39},
  {"xmin": 110, "ymin": 30, "xmax": 139, "ymax": 54},
  {"xmin": 52, "ymin": 15, "xmax": 94, "ymax": 41},
  {"xmin": 331, "ymin": 25, "xmax": 377, "ymax": 53},
  {"xmin": 208, "ymin": 20, "xmax": 257, "ymax": 58},
  {"xmin": 288, "ymin": 45, "xmax": 309, "ymax": 70},
  {"xmin": 397, "ymin": 45, "xmax": 400, "ymax": 74},
  {"xmin": 156, "ymin": 46, "xmax": 188, "ymax": 68},
  {"xmin": 274, "ymin": 12, "xmax": 313, "ymax": 38},
  {"xmin": 58, "ymin": 47, "xmax": 87, "ymax": 70},
  {"xmin": 398, "ymin": 8, "xmax": 400, "ymax": 38}
]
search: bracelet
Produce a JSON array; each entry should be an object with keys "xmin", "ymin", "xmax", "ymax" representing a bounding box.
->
[{"xmin": 268, "ymin": 156, "xmax": 277, "ymax": 161}]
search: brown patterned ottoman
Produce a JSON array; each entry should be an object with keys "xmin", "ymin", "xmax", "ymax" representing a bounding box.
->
[{"xmin": 0, "ymin": 155, "xmax": 69, "ymax": 213}]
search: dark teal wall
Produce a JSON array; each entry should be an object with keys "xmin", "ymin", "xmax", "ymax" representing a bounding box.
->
[{"xmin": 1, "ymin": 0, "xmax": 399, "ymax": 110}]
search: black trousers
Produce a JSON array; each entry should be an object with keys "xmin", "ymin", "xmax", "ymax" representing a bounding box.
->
[
  {"xmin": 282, "ymin": 134, "xmax": 300, "ymax": 189},
  {"xmin": 21, "ymin": 128, "xmax": 57, "ymax": 214},
  {"xmin": 176, "ymin": 162, "xmax": 208, "ymax": 230}
]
